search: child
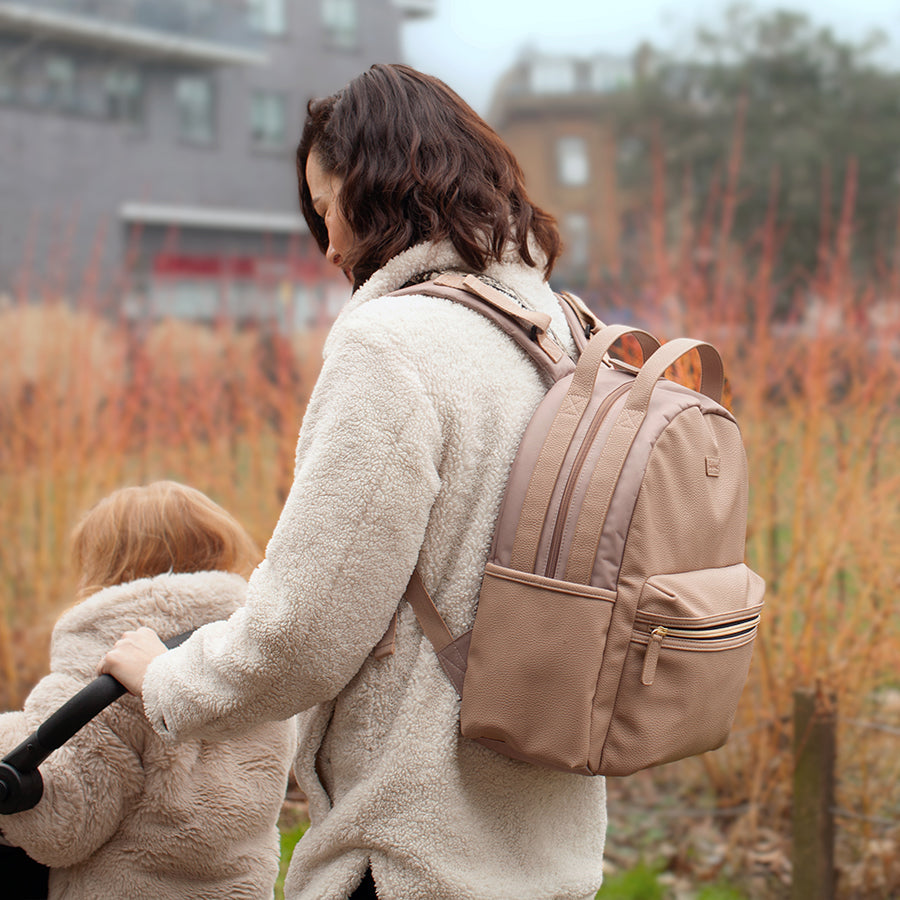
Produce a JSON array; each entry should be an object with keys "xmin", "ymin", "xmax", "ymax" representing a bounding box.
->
[{"xmin": 0, "ymin": 481, "xmax": 297, "ymax": 900}]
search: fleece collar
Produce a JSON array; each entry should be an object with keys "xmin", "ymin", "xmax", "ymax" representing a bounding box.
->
[
  {"xmin": 50, "ymin": 570, "xmax": 246, "ymax": 676},
  {"xmin": 325, "ymin": 239, "xmax": 573, "ymax": 359}
]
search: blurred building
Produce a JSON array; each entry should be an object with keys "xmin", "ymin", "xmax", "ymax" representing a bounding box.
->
[
  {"xmin": 488, "ymin": 51, "xmax": 642, "ymax": 305},
  {"xmin": 0, "ymin": 0, "xmax": 434, "ymax": 327}
]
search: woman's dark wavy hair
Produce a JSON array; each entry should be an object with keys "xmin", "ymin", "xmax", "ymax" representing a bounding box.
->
[{"xmin": 296, "ymin": 64, "xmax": 560, "ymax": 288}]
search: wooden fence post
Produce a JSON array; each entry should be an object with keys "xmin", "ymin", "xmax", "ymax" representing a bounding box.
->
[{"xmin": 792, "ymin": 686, "xmax": 836, "ymax": 900}]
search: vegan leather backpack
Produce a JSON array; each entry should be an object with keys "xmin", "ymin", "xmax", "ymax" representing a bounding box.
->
[{"xmin": 381, "ymin": 273, "xmax": 765, "ymax": 777}]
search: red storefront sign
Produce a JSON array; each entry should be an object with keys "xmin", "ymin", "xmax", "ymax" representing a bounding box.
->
[{"xmin": 152, "ymin": 254, "xmax": 326, "ymax": 281}]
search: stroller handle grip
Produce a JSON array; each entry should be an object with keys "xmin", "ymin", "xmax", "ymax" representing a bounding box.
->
[
  {"xmin": 1, "ymin": 628, "xmax": 197, "ymax": 815},
  {"xmin": 4, "ymin": 675, "xmax": 127, "ymax": 775}
]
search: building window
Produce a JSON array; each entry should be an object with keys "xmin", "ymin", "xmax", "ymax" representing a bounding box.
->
[
  {"xmin": 247, "ymin": 0, "xmax": 286, "ymax": 35},
  {"xmin": 556, "ymin": 136, "xmax": 589, "ymax": 187},
  {"xmin": 617, "ymin": 135, "xmax": 643, "ymax": 166},
  {"xmin": 45, "ymin": 54, "xmax": 76, "ymax": 111},
  {"xmin": 0, "ymin": 49, "xmax": 17, "ymax": 103},
  {"xmin": 529, "ymin": 59, "xmax": 576, "ymax": 94},
  {"xmin": 158, "ymin": 280, "xmax": 219, "ymax": 320},
  {"xmin": 590, "ymin": 57, "xmax": 632, "ymax": 93},
  {"xmin": 105, "ymin": 66, "xmax": 143, "ymax": 123},
  {"xmin": 176, "ymin": 75, "xmax": 215, "ymax": 144},
  {"xmin": 322, "ymin": 0, "xmax": 359, "ymax": 50},
  {"xmin": 184, "ymin": 0, "xmax": 216, "ymax": 32},
  {"xmin": 616, "ymin": 135, "xmax": 644, "ymax": 184},
  {"xmin": 251, "ymin": 89, "xmax": 286, "ymax": 148},
  {"xmin": 563, "ymin": 213, "xmax": 591, "ymax": 270}
]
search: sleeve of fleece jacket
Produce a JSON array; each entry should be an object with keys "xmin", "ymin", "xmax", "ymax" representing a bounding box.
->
[
  {"xmin": 142, "ymin": 304, "xmax": 444, "ymax": 741},
  {"xmin": 0, "ymin": 674, "xmax": 144, "ymax": 867}
]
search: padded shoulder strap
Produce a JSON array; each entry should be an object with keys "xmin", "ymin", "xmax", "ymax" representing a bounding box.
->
[
  {"xmin": 388, "ymin": 274, "xmax": 576, "ymax": 383},
  {"xmin": 380, "ymin": 275, "xmax": 585, "ymax": 665},
  {"xmin": 557, "ymin": 291, "xmax": 604, "ymax": 355}
]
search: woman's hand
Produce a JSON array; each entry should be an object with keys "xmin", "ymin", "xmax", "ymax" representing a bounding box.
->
[{"xmin": 98, "ymin": 627, "xmax": 168, "ymax": 698}]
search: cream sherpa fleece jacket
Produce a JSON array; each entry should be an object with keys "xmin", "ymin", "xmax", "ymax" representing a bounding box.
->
[
  {"xmin": 141, "ymin": 240, "xmax": 608, "ymax": 900},
  {"xmin": 0, "ymin": 571, "xmax": 296, "ymax": 900}
]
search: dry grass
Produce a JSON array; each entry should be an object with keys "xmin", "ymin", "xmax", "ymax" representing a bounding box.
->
[
  {"xmin": 0, "ymin": 303, "xmax": 327, "ymax": 705},
  {"xmin": 597, "ymin": 160, "xmax": 900, "ymax": 896},
  {"xmin": 1, "ymin": 165, "xmax": 898, "ymax": 894}
]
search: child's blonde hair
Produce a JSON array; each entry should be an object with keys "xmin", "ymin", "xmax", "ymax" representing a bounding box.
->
[{"xmin": 71, "ymin": 481, "xmax": 261, "ymax": 599}]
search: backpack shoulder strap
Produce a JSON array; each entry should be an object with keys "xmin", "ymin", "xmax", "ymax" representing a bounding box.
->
[
  {"xmin": 404, "ymin": 570, "xmax": 469, "ymax": 696},
  {"xmin": 377, "ymin": 275, "xmax": 585, "ymax": 664},
  {"xmin": 556, "ymin": 290, "xmax": 604, "ymax": 355},
  {"xmin": 388, "ymin": 274, "xmax": 576, "ymax": 383}
]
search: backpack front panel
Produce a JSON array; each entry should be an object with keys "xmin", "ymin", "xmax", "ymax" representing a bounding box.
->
[{"xmin": 588, "ymin": 405, "xmax": 762, "ymax": 775}]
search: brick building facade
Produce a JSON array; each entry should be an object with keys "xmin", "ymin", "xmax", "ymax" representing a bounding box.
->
[{"xmin": 0, "ymin": 0, "xmax": 434, "ymax": 326}]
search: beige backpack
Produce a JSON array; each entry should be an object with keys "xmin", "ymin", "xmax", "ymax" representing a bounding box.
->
[{"xmin": 384, "ymin": 273, "xmax": 765, "ymax": 777}]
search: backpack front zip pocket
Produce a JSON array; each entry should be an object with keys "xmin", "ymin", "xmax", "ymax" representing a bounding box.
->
[
  {"xmin": 636, "ymin": 613, "xmax": 762, "ymax": 685},
  {"xmin": 596, "ymin": 564, "xmax": 764, "ymax": 775}
]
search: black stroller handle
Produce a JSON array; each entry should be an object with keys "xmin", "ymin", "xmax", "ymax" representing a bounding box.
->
[{"xmin": 0, "ymin": 629, "xmax": 196, "ymax": 815}]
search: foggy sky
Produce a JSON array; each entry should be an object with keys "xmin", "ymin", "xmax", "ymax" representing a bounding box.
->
[{"xmin": 400, "ymin": 0, "xmax": 900, "ymax": 114}]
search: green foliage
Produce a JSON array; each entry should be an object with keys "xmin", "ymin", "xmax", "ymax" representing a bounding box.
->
[
  {"xmin": 617, "ymin": 2, "xmax": 900, "ymax": 303},
  {"xmin": 595, "ymin": 865, "xmax": 748, "ymax": 899},
  {"xmin": 596, "ymin": 863, "xmax": 665, "ymax": 899},
  {"xmin": 695, "ymin": 886, "xmax": 748, "ymax": 900},
  {"xmin": 275, "ymin": 821, "xmax": 309, "ymax": 900}
]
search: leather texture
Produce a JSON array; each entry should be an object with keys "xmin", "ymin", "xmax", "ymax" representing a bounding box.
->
[{"xmin": 393, "ymin": 276, "xmax": 765, "ymax": 777}]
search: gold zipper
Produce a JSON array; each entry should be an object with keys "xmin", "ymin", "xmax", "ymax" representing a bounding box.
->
[
  {"xmin": 639, "ymin": 616, "xmax": 760, "ymax": 686},
  {"xmin": 641, "ymin": 627, "xmax": 668, "ymax": 685},
  {"xmin": 642, "ymin": 617, "xmax": 759, "ymax": 642}
]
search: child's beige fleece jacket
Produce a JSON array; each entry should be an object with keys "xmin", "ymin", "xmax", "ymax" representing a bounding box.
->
[{"xmin": 0, "ymin": 570, "xmax": 296, "ymax": 900}]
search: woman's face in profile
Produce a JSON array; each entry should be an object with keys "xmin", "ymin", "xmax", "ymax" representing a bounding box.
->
[{"xmin": 306, "ymin": 150, "xmax": 354, "ymax": 279}]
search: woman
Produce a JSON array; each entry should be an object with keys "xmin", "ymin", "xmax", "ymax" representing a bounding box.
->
[{"xmin": 102, "ymin": 64, "xmax": 607, "ymax": 900}]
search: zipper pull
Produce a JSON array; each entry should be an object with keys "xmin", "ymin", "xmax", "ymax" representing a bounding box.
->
[{"xmin": 641, "ymin": 627, "xmax": 667, "ymax": 686}]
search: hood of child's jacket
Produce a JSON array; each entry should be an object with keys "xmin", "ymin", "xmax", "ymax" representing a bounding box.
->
[{"xmin": 49, "ymin": 570, "xmax": 246, "ymax": 681}]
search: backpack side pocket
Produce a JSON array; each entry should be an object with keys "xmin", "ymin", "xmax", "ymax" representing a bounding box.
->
[{"xmin": 461, "ymin": 563, "xmax": 615, "ymax": 774}]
